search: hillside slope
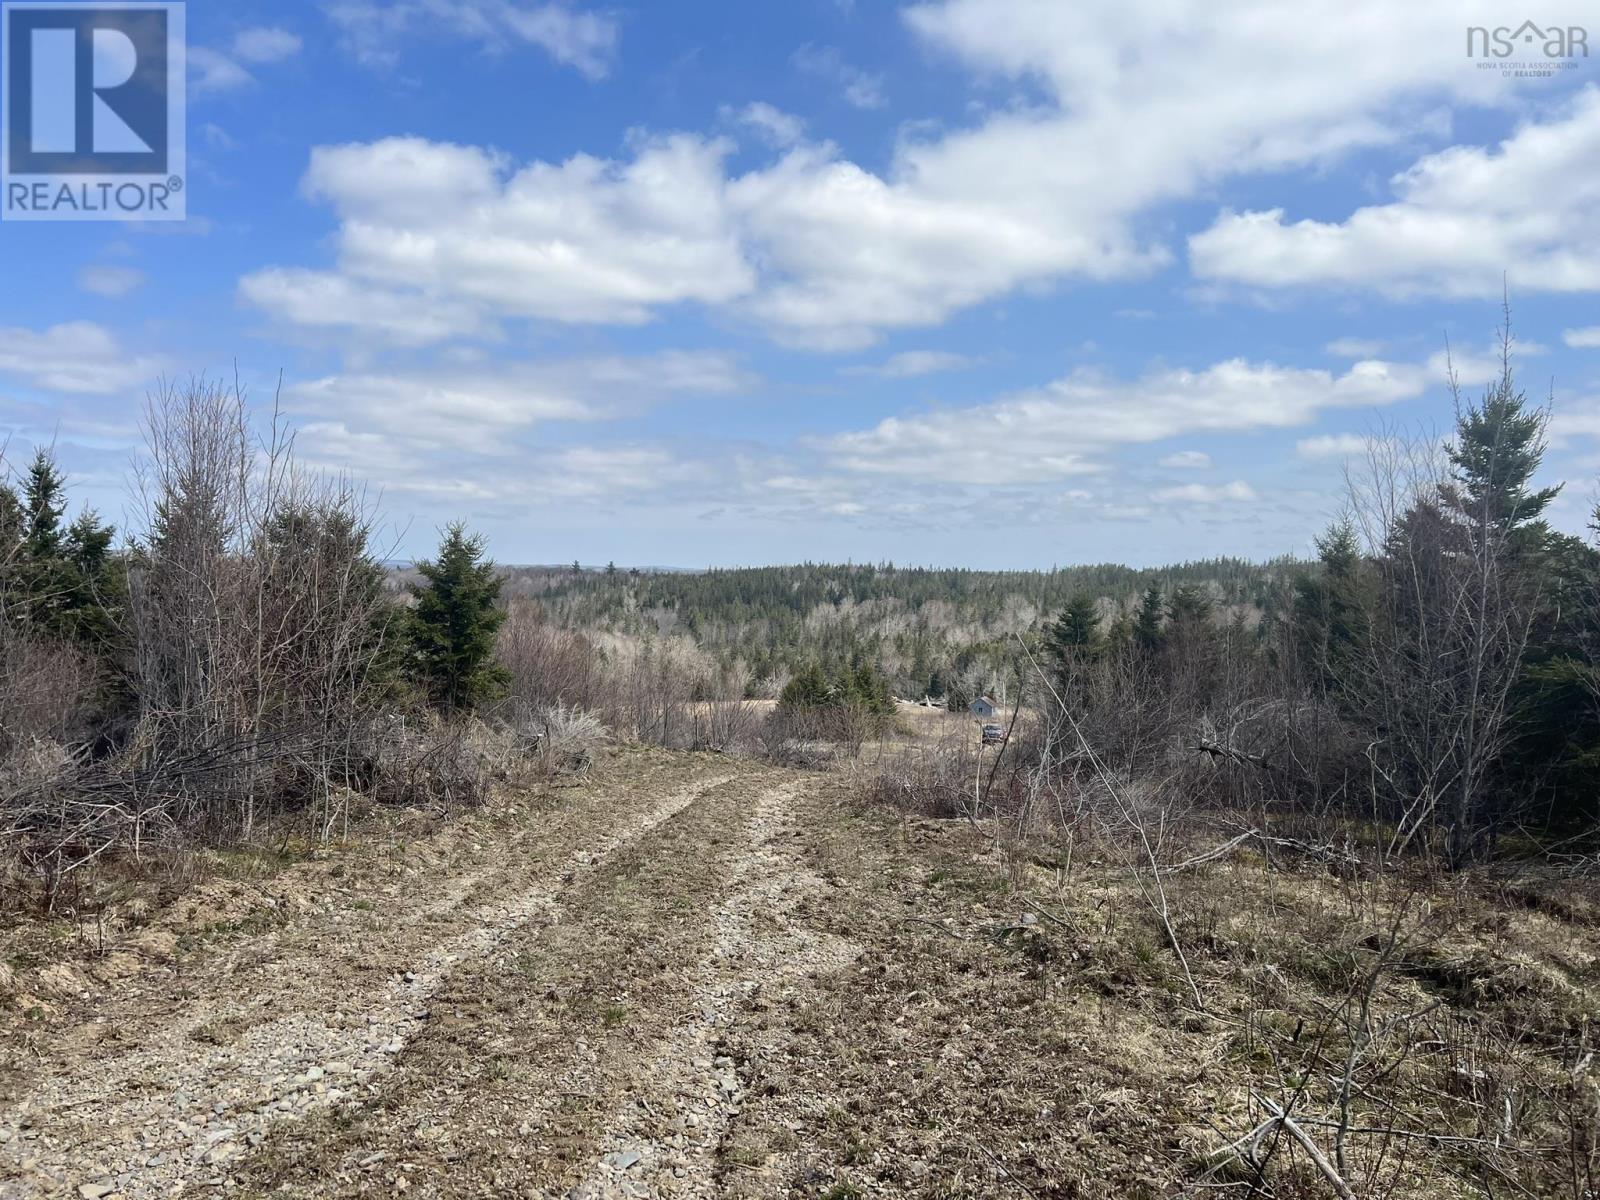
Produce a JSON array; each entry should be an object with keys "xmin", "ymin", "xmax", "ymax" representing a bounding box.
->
[{"xmin": 2, "ymin": 750, "xmax": 1595, "ymax": 1198}]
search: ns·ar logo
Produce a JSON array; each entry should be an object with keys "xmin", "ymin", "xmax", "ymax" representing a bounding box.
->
[{"xmin": 1466, "ymin": 20, "xmax": 1590, "ymax": 59}]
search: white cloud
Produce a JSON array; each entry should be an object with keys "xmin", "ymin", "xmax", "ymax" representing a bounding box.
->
[
  {"xmin": 725, "ymin": 102, "xmax": 806, "ymax": 148},
  {"xmin": 1296, "ymin": 433, "xmax": 1370, "ymax": 460},
  {"xmin": 791, "ymin": 44, "xmax": 885, "ymax": 109},
  {"xmin": 240, "ymin": 268, "xmax": 494, "ymax": 347},
  {"xmin": 726, "ymin": 140, "xmax": 1165, "ymax": 349},
  {"xmin": 189, "ymin": 47, "xmax": 255, "ymax": 94},
  {"xmin": 77, "ymin": 265, "xmax": 146, "ymax": 298},
  {"xmin": 283, "ymin": 352, "xmax": 747, "ymax": 469},
  {"xmin": 1565, "ymin": 326, "xmax": 1600, "ymax": 349},
  {"xmin": 232, "ymin": 27, "xmax": 302, "ymax": 63},
  {"xmin": 0, "ymin": 323, "xmax": 165, "ymax": 395},
  {"xmin": 190, "ymin": 28, "xmax": 301, "ymax": 94},
  {"xmin": 1549, "ymin": 396, "xmax": 1600, "ymax": 445},
  {"xmin": 822, "ymin": 357, "xmax": 1427, "ymax": 484},
  {"xmin": 248, "ymin": 0, "xmax": 1600, "ymax": 350},
  {"xmin": 1190, "ymin": 88, "xmax": 1600, "ymax": 296},
  {"xmin": 328, "ymin": 1, "xmax": 619, "ymax": 78},
  {"xmin": 1425, "ymin": 338, "xmax": 1545, "ymax": 390},
  {"xmin": 545, "ymin": 447, "xmax": 702, "ymax": 499},
  {"xmin": 287, "ymin": 371, "xmax": 599, "ymax": 457},
  {"xmin": 1158, "ymin": 450, "xmax": 1211, "ymax": 469},
  {"xmin": 848, "ymin": 350, "xmax": 975, "ymax": 378},
  {"xmin": 241, "ymin": 136, "xmax": 754, "ymax": 336},
  {"xmin": 1152, "ymin": 480, "xmax": 1255, "ymax": 504}
]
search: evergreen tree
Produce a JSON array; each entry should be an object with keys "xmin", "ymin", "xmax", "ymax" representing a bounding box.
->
[
  {"xmin": 1167, "ymin": 584, "xmax": 1214, "ymax": 631},
  {"xmin": 407, "ymin": 524, "xmax": 508, "ymax": 711},
  {"xmin": 0, "ymin": 452, "xmax": 125, "ymax": 646},
  {"xmin": 779, "ymin": 662, "xmax": 831, "ymax": 708},
  {"xmin": 1292, "ymin": 520, "xmax": 1368, "ymax": 693},
  {"xmin": 22, "ymin": 450, "xmax": 67, "ymax": 560},
  {"xmin": 57, "ymin": 508, "xmax": 124, "ymax": 648},
  {"xmin": 1442, "ymin": 351, "xmax": 1560, "ymax": 549},
  {"xmin": 1104, "ymin": 611, "xmax": 1134, "ymax": 650},
  {"xmin": 1047, "ymin": 594, "xmax": 1100, "ymax": 658},
  {"xmin": 1133, "ymin": 586, "xmax": 1164, "ymax": 652},
  {"xmin": 0, "ymin": 481, "xmax": 22, "ymax": 558},
  {"xmin": 848, "ymin": 660, "xmax": 894, "ymax": 715}
]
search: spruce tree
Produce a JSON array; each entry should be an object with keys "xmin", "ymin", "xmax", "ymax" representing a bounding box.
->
[
  {"xmin": 1292, "ymin": 520, "xmax": 1367, "ymax": 693},
  {"xmin": 1443, "ymin": 351, "xmax": 1560, "ymax": 549},
  {"xmin": 779, "ymin": 662, "xmax": 830, "ymax": 708},
  {"xmin": 1047, "ymin": 594, "xmax": 1100, "ymax": 656},
  {"xmin": 22, "ymin": 450, "xmax": 67, "ymax": 560},
  {"xmin": 407, "ymin": 524, "xmax": 508, "ymax": 712},
  {"xmin": 1133, "ymin": 586, "xmax": 1164, "ymax": 651},
  {"xmin": 58, "ymin": 508, "xmax": 124, "ymax": 648},
  {"xmin": 1167, "ymin": 584, "xmax": 1214, "ymax": 630}
]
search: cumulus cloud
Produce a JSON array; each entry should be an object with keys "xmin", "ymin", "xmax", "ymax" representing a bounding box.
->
[
  {"xmin": 1158, "ymin": 450, "xmax": 1211, "ymax": 469},
  {"xmin": 240, "ymin": 136, "xmax": 754, "ymax": 337},
  {"xmin": 328, "ymin": 1, "xmax": 619, "ymax": 78},
  {"xmin": 1565, "ymin": 327, "xmax": 1600, "ymax": 349},
  {"xmin": 0, "ymin": 323, "xmax": 166, "ymax": 395},
  {"xmin": 245, "ymin": 0, "xmax": 1600, "ymax": 350},
  {"xmin": 821, "ymin": 357, "xmax": 1427, "ymax": 484},
  {"xmin": 1190, "ymin": 88, "xmax": 1600, "ymax": 296}
]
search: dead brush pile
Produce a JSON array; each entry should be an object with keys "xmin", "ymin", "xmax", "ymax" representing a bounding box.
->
[{"xmin": 0, "ymin": 714, "xmax": 531, "ymax": 914}]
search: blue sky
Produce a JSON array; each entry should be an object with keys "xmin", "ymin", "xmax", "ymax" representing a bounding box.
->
[{"xmin": 3, "ymin": 0, "xmax": 1600, "ymax": 568}]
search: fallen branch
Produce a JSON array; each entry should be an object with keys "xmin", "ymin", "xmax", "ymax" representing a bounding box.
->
[
  {"xmin": 1195, "ymin": 738, "xmax": 1269, "ymax": 768},
  {"xmin": 1164, "ymin": 831, "xmax": 1255, "ymax": 873},
  {"xmin": 1258, "ymin": 1097, "xmax": 1357, "ymax": 1200}
]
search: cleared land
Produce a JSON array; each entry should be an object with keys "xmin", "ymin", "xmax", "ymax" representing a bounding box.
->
[{"xmin": 2, "ymin": 749, "xmax": 1596, "ymax": 1199}]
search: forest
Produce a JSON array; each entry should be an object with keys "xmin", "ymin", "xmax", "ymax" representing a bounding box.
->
[
  {"xmin": 0, "ymin": 330, "xmax": 1596, "ymax": 912},
  {"xmin": 501, "ymin": 555, "xmax": 1299, "ymax": 705}
]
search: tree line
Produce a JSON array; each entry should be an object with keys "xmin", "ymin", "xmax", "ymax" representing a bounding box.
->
[
  {"xmin": 0, "ymin": 381, "xmax": 510, "ymax": 905},
  {"xmin": 501, "ymin": 556, "xmax": 1299, "ymax": 703},
  {"xmin": 1039, "ymin": 337, "xmax": 1597, "ymax": 862}
]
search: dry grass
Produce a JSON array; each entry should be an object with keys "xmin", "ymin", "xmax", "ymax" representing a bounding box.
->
[
  {"xmin": 799, "ymin": 775, "xmax": 1600, "ymax": 1198},
  {"xmin": 3, "ymin": 745, "xmax": 1594, "ymax": 1199}
]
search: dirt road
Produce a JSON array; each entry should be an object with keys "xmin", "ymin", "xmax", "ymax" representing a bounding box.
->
[{"xmin": 0, "ymin": 751, "xmax": 1222, "ymax": 1199}]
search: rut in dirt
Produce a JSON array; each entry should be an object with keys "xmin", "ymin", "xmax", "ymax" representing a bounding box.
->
[
  {"xmin": 565, "ymin": 779, "xmax": 860, "ymax": 1200},
  {"xmin": 0, "ymin": 762, "xmax": 745, "ymax": 1200}
]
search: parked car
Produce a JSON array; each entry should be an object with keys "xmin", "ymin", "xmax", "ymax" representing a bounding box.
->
[{"xmin": 980, "ymin": 723, "xmax": 1005, "ymax": 745}]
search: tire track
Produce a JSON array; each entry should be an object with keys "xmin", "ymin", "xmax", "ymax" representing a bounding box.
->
[
  {"xmin": 566, "ymin": 780, "xmax": 860, "ymax": 1200},
  {"xmin": 0, "ymin": 768, "xmax": 738, "ymax": 1200}
]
